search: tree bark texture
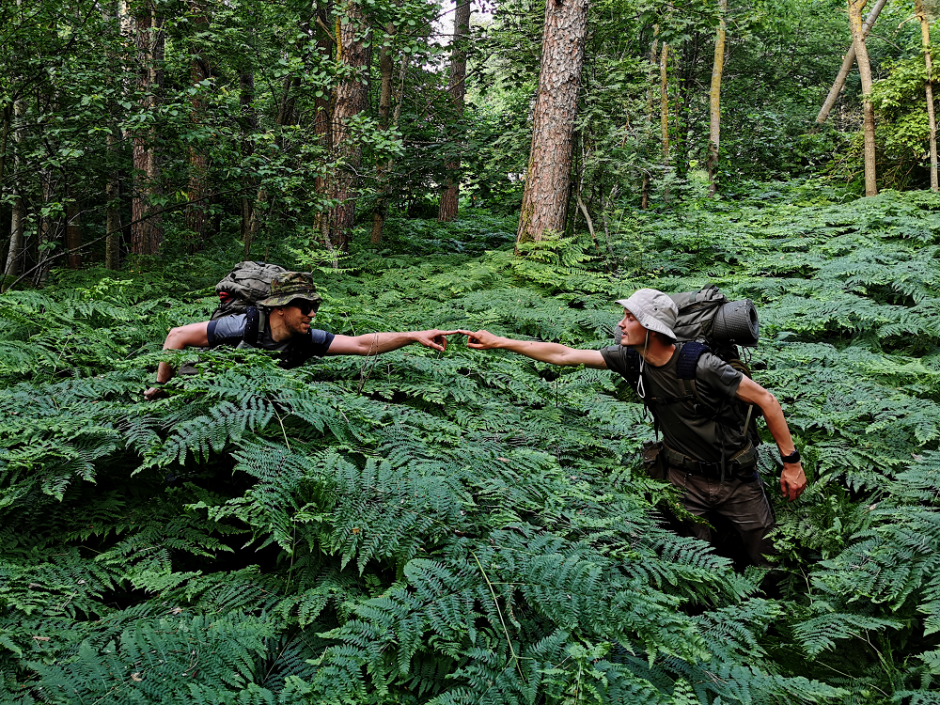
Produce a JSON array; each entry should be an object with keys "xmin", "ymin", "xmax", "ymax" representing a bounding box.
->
[
  {"xmin": 313, "ymin": 4, "xmax": 334, "ymax": 246},
  {"xmin": 916, "ymin": 0, "xmax": 938, "ymax": 192},
  {"xmin": 66, "ymin": 194, "xmax": 82, "ymax": 270},
  {"xmin": 660, "ymin": 42, "xmax": 670, "ymax": 162},
  {"xmin": 2, "ymin": 98, "xmax": 25, "ymax": 283},
  {"xmin": 239, "ymin": 71, "xmax": 258, "ymax": 258},
  {"xmin": 371, "ymin": 23, "xmax": 395, "ymax": 245},
  {"xmin": 131, "ymin": 2, "xmax": 165, "ymax": 256},
  {"xmin": 328, "ymin": 1, "xmax": 371, "ymax": 252},
  {"xmin": 438, "ymin": 0, "xmax": 472, "ymax": 223},
  {"xmin": 816, "ymin": 0, "xmax": 887, "ymax": 125},
  {"xmin": 516, "ymin": 0, "xmax": 590, "ymax": 246},
  {"xmin": 848, "ymin": 0, "xmax": 878, "ymax": 196},
  {"xmin": 706, "ymin": 0, "xmax": 727, "ymax": 197},
  {"xmin": 185, "ymin": 1, "xmax": 211, "ymax": 249}
]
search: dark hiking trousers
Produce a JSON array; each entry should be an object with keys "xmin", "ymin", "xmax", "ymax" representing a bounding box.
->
[{"xmin": 667, "ymin": 465, "xmax": 776, "ymax": 567}]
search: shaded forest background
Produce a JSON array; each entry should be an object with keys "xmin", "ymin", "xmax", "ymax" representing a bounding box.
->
[{"xmin": 5, "ymin": 0, "xmax": 940, "ymax": 703}]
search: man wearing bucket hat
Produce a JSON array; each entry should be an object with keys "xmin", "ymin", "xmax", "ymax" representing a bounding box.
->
[
  {"xmin": 145, "ymin": 272, "xmax": 458, "ymax": 400},
  {"xmin": 458, "ymin": 288, "xmax": 806, "ymax": 567}
]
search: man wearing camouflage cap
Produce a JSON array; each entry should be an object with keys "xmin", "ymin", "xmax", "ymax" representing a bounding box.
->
[
  {"xmin": 458, "ymin": 288, "xmax": 806, "ymax": 567},
  {"xmin": 145, "ymin": 272, "xmax": 457, "ymax": 400}
]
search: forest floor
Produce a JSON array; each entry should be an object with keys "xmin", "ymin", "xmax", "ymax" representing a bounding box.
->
[{"xmin": 3, "ymin": 180, "xmax": 940, "ymax": 703}]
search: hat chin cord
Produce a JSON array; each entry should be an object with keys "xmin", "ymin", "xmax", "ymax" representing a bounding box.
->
[{"xmin": 636, "ymin": 330, "xmax": 649, "ymax": 399}]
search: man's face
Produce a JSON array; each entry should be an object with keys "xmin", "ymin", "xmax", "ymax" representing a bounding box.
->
[
  {"xmin": 281, "ymin": 299, "xmax": 317, "ymax": 336},
  {"xmin": 617, "ymin": 308, "xmax": 648, "ymax": 347}
]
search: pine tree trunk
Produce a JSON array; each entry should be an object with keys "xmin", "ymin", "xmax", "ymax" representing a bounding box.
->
[
  {"xmin": 185, "ymin": 0, "xmax": 211, "ymax": 251},
  {"xmin": 371, "ymin": 23, "xmax": 395, "ymax": 245},
  {"xmin": 848, "ymin": 0, "xmax": 877, "ymax": 196},
  {"xmin": 706, "ymin": 0, "xmax": 727, "ymax": 197},
  {"xmin": 660, "ymin": 42, "xmax": 670, "ymax": 162},
  {"xmin": 105, "ymin": 133, "xmax": 122, "ymax": 271},
  {"xmin": 916, "ymin": 0, "xmax": 938, "ymax": 192},
  {"xmin": 816, "ymin": 0, "xmax": 887, "ymax": 125},
  {"xmin": 313, "ymin": 4, "xmax": 334, "ymax": 246},
  {"xmin": 328, "ymin": 1, "xmax": 371, "ymax": 252},
  {"xmin": 438, "ymin": 0, "xmax": 471, "ymax": 223},
  {"xmin": 131, "ymin": 2, "xmax": 164, "ymax": 255},
  {"xmin": 516, "ymin": 0, "xmax": 590, "ymax": 246},
  {"xmin": 33, "ymin": 171, "xmax": 56, "ymax": 286}
]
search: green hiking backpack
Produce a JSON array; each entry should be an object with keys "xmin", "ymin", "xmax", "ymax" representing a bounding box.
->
[{"xmin": 210, "ymin": 261, "xmax": 288, "ymax": 321}]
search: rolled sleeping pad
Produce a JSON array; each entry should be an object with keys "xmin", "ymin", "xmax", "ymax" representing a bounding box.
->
[{"xmin": 710, "ymin": 299, "xmax": 759, "ymax": 347}]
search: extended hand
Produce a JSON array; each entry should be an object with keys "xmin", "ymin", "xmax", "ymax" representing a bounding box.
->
[
  {"xmin": 781, "ymin": 462, "xmax": 807, "ymax": 502},
  {"xmin": 413, "ymin": 330, "xmax": 461, "ymax": 352},
  {"xmin": 456, "ymin": 329, "xmax": 503, "ymax": 350}
]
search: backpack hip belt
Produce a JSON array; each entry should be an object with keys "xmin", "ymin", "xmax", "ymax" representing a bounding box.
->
[{"xmin": 663, "ymin": 441, "xmax": 757, "ymax": 478}]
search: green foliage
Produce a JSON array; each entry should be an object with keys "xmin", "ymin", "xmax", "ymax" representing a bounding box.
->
[{"xmin": 6, "ymin": 185, "xmax": 940, "ymax": 702}]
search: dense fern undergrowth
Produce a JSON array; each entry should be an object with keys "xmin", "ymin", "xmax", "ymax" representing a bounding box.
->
[{"xmin": 4, "ymin": 183, "xmax": 940, "ymax": 703}]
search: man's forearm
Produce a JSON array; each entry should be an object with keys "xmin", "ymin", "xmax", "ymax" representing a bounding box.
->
[
  {"xmin": 366, "ymin": 331, "xmax": 423, "ymax": 354},
  {"xmin": 759, "ymin": 395, "xmax": 796, "ymax": 456},
  {"xmin": 492, "ymin": 337, "xmax": 580, "ymax": 365}
]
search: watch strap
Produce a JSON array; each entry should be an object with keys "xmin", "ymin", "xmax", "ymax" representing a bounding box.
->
[{"xmin": 781, "ymin": 449, "xmax": 801, "ymax": 464}]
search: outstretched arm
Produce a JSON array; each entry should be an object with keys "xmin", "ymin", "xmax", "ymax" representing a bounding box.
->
[
  {"xmin": 736, "ymin": 376, "xmax": 807, "ymax": 502},
  {"xmin": 325, "ymin": 329, "xmax": 459, "ymax": 356},
  {"xmin": 144, "ymin": 322, "xmax": 210, "ymax": 401},
  {"xmin": 458, "ymin": 329, "xmax": 608, "ymax": 368}
]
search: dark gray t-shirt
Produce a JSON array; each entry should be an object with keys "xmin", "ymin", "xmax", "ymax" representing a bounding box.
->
[
  {"xmin": 600, "ymin": 344, "xmax": 746, "ymax": 462},
  {"xmin": 207, "ymin": 312, "xmax": 334, "ymax": 364}
]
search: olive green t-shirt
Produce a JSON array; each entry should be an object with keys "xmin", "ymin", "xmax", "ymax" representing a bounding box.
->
[{"xmin": 600, "ymin": 344, "xmax": 746, "ymax": 463}]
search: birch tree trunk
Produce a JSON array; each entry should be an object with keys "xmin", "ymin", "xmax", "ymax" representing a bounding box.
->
[
  {"xmin": 817, "ymin": 0, "xmax": 887, "ymax": 125},
  {"xmin": 516, "ymin": 0, "xmax": 590, "ymax": 246},
  {"xmin": 706, "ymin": 0, "xmax": 727, "ymax": 197},
  {"xmin": 916, "ymin": 0, "xmax": 938, "ymax": 192},
  {"xmin": 438, "ymin": 0, "xmax": 472, "ymax": 222},
  {"xmin": 3, "ymin": 98, "xmax": 25, "ymax": 283},
  {"xmin": 848, "ymin": 0, "xmax": 878, "ymax": 196},
  {"xmin": 328, "ymin": 1, "xmax": 371, "ymax": 252}
]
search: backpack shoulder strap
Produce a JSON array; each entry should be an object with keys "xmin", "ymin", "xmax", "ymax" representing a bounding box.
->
[
  {"xmin": 243, "ymin": 306, "xmax": 262, "ymax": 346},
  {"xmin": 676, "ymin": 341, "xmax": 710, "ymax": 407}
]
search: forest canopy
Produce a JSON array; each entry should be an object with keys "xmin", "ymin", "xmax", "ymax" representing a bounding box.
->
[{"xmin": 3, "ymin": 0, "xmax": 940, "ymax": 703}]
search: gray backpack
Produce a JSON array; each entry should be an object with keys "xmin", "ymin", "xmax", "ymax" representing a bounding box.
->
[{"xmin": 210, "ymin": 261, "xmax": 287, "ymax": 321}]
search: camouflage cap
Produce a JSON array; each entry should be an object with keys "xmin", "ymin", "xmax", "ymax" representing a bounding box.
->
[{"xmin": 257, "ymin": 272, "xmax": 323, "ymax": 309}]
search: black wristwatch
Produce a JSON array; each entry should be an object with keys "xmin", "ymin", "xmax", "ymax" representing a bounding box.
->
[{"xmin": 781, "ymin": 449, "xmax": 801, "ymax": 464}]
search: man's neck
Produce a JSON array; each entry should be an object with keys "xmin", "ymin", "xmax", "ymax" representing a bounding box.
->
[
  {"xmin": 633, "ymin": 338, "xmax": 676, "ymax": 367},
  {"xmin": 268, "ymin": 313, "xmax": 291, "ymax": 342}
]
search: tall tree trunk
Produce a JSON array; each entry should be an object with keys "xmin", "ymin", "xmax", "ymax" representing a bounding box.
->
[
  {"xmin": 371, "ymin": 22, "xmax": 396, "ymax": 245},
  {"xmin": 239, "ymin": 71, "xmax": 258, "ymax": 258},
  {"xmin": 516, "ymin": 0, "xmax": 590, "ymax": 246},
  {"xmin": 916, "ymin": 0, "xmax": 938, "ymax": 191},
  {"xmin": 438, "ymin": 0, "xmax": 472, "ymax": 222},
  {"xmin": 185, "ymin": 0, "xmax": 211, "ymax": 251},
  {"xmin": 65, "ymin": 191, "xmax": 82, "ymax": 270},
  {"xmin": 660, "ymin": 42, "xmax": 670, "ymax": 162},
  {"xmin": 131, "ymin": 2, "xmax": 165, "ymax": 255},
  {"xmin": 3, "ymin": 98, "xmax": 25, "ymax": 284},
  {"xmin": 848, "ymin": 0, "xmax": 877, "ymax": 196},
  {"xmin": 328, "ymin": 1, "xmax": 371, "ymax": 252},
  {"xmin": 33, "ymin": 170, "xmax": 57, "ymax": 286},
  {"xmin": 817, "ymin": 0, "xmax": 888, "ymax": 125},
  {"xmin": 106, "ymin": 132, "xmax": 123, "ymax": 271},
  {"xmin": 313, "ymin": 4, "xmax": 334, "ymax": 247},
  {"xmin": 706, "ymin": 0, "xmax": 727, "ymax": 197}
]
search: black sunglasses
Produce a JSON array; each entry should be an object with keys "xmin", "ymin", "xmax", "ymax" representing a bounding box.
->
[{"xmin": 289, "ymin": 300, "xmax": 319, "ymax": 316}]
